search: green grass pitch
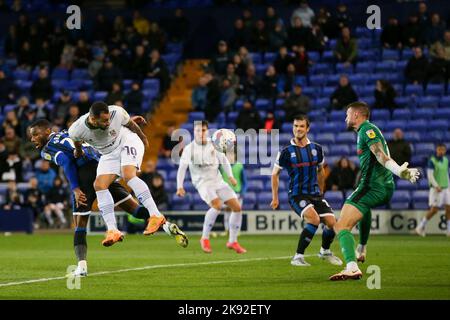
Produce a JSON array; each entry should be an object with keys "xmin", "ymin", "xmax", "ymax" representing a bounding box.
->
[{"xmin": 0, "ymin": 233, "xmax": 449, "ymax": 299}]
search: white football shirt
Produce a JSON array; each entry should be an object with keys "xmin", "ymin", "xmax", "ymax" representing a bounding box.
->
[{"xmin": 68, "ymin": 105, "xmax": 131, "ymax": 155}]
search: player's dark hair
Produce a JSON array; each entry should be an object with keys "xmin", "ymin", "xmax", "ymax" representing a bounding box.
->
[
  {"xmin": 90, "ymin": 101, "xmax": 109, "ymax": 117},
  {"xmin": 194, "ymin": 120, "xmax": 209, "ymax": 128},
  {"xmin": 436, "ymin": 143, "xmax": 446, "ymax": 148},
  {"xmin": 29, "ymin": 119, "xmax": 51, "ymax": 130},
  {"xmin": 293, "ymin": 114, "xmax": 310, "ymax": 128},
  {"xmin": 347, "ymin": 101, "xmax": 370, "ymax": 119}
]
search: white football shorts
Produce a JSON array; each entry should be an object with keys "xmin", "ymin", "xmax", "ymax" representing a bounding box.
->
[
  {"xmin": 429, "ymin": 187, "xmax": 450, "ymax": 208},
  {"xmin": 197, "ymin": 180, "xmax": 238, "ymax": 205}
]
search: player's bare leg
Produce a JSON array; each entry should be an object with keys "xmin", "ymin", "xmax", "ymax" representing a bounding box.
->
[
  {"xmin": 122, "ymin": 165, "xmax": 166, "ymax": 235},
  {"xmin": 291, "ymin": 207, "xmax": 320, "ymax": 266},
  {"xmin": 329, "ymin": 204, "xmax": 363, "ymax": 281},
  {"xmin": 67, "ymin": 215, "xmax": 89, "ymax": 277},
  {"xmin": 416, "ymin": 206, "xmax": 439, "ymax": 237},
  {"xmin": 319, "ymin": 215, "xmax": 343, "ymax": 266},
  {"xmin": 200, "ymin": 198, "xmax": 222, "ymax": 253},
  {"xmin": 94, "ymin": 174, "xmax": 124, "ymax": 246},
  {"xmin": 224, "ymin": 197, "xmax": 246, "ymax": 254}
]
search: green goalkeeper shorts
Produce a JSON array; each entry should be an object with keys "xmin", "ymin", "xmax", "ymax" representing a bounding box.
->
[{"xmin": 344, "ymin": 184, "xmax": 394, "ymax": 218}]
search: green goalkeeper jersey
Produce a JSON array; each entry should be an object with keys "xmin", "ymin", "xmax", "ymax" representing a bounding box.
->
[{"xmin": 356, "ymin": 120, "xmax": 395, "ymax": 189}]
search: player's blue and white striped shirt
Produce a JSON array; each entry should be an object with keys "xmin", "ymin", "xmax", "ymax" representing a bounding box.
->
[{"xmin": 275, "ymin": 138, "xmax": 324, "ymax": 197}]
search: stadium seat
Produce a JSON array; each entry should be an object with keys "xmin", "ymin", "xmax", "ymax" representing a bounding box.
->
[
  {"xmin": 13, "ymin": 69, "xmax": 30, "ymax": 81},
  {"xmin": 348, "ymin": 73, "xmax": 368, "ymax": 86},
  {"xmin": 256, "ymin": 193, "xmax": 273, "ymax": 210},
  {"xmin": 407, "ymin": 120, "xmax": 428, "ymax": 131},
  {"xmin": 390, "ymin": 190, "xmax": 411, "ymax": 210},
  {"xmin": 371, "ymin": 109, "xmax": 390, "ymax": 121},
  {"xmin": 382, "ymin": 49, "xmax": 400, "ymax": 61},
  {"xmin": 311, "ymin": 63, "xmax": 332, "ymax": 75},
  {"xmin": 384, "ymin": 120, "xmax": 407, "ymax": 131},
  {"xmin": 71, "ymin": 68, "xmax": 90, "ymax": 80},
  {"xmin": 414, "ymin": 143, "xmax": 435, "ymax": 155},
  {"xmin": 411, "ymin": 190, "xmax": 429, "ymax": 210},
  {"xmin": 51, "ymin": 68, "xmax": 69, "ymax": 80},
  {"xmin": 142, "ymin": 78, "xmax": 160, "ymax": 91},
  {"xmin": 247, "ymin": 180, "xmax": 264, "ymax": 192},
  {"xmin": 263, "ymin": 52, "xmax": 276, "ymax": 64},
  {"xmin": 434, "ymin": 108, "xmax": 450, "ymax": 120},
  {"xmin": 404, "ymin": 84, "xmax": 424, "ymax": 96},
  {"xmin": 188, "ymin": 111, "xmax": 205, "ymax": 122},
  {"xmin": 396, "ymin": 179, "xmax": 417, "ymax": 190},
  {"xmin": 327, "ymin": 144, "xmax": 350, "ymax": 156},
  {"xmin": 315, "ymin": 133, "xmax": 335, "ymax": 144},
  {"xmin": 392, "ymin": 108, "xmax": 411, "ymax": 120},
  {"xmin": 335, "ymin": 132, "xmax": 356, "ymax": 144},
  {"xmin": 439, "ymin": 96, "xmax": 450, "ymax": 108},
  {"xmin": 375, "ymin": 61, "xmax": 396, "ymax": 73},
  {"xmin": 309, "ymin": 74, "xmax": 325, "ymax": 87},
  {"xmin": 324, "ymin": 191, "xmax": 344, "ymax": 208},
  {"xmin": 313, "ymin": 98, "xmax": 329, "ymax": 109},
  {"xmin": 428, "ymin": 120, "xmax": 448, "ymax": 131},
  {"xmin": 355, "ymin": 62, "xmax": 374, "ymax": 73},
  {"xmin": 418, "ymin": 96, "xmax": 439, "ymax": 108},
  {"xmin": 336, "ymin": 63, "xmax": 353, "ymax": 74},
  {"xmin": 425, "ymin": 83, "xmax": 445, "ymax": 96},
  {"xmin": 411, "ymin": 108, "xmax": 434, "ymax": 120},
  {"xmin": 94, "ymin": 91, "xmax": 108, "ymax": 101},
  {"xmin": 403, "ymin": 131, "xmax": 421, "ymax": 143}
]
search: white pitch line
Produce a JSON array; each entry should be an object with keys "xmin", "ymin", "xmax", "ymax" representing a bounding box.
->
[{"xmin": 0, "ymin": 255, "xmax": 315, "ymax": 288}]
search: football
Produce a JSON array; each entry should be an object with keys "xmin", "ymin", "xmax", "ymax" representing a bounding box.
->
[{"xmin": 211, "ymin": 128, "xmax": 236, "ymax": 153}]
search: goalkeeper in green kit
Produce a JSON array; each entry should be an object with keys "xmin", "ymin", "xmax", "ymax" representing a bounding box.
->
[{"xmin": 329, "ymin": 102, "xmax": 420, "ymax": 281}]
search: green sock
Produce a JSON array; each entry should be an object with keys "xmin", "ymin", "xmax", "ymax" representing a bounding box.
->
[
  {"xmin": 358, "ymin": 211, "xmax": 371, "ymax": 246},
  {"xmin": 337, "ymin": 230, "xmax": 356, "ymax": 264}
]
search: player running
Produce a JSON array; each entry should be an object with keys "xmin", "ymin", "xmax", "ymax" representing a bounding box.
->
[
  {"xmin": 176, "ymin": 121, "xmax": 246, "ymax": 254},
  {"xmin": 29, "ymin": 119, "xmax": 187, "ymax": 277},
  {"xmin": 271, "ymin": 115, "xmax": 342, "ymax": 267},
  {"xmin": 329, "ymin": 102, "xmax": 420, "ymax": 281},
  {"xmin": 68, "ymin": 102, "xmax": 186, "ymax": 247},
  {"xmin": 415, "ymin": 143, "xmax": 450, "ymax": 237}
]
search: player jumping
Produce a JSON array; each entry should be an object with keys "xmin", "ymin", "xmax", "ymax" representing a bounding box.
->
[
  {"xmin": 271, "ymin": 115, "xmax": 342, "ymax": 267},
  {"xmin": 329, "ymin": 102, "xmax": 420, "ymax": 281},
  {"xmin": 176, "ymin": 121, "xmax": 246, "ymax": 254}
]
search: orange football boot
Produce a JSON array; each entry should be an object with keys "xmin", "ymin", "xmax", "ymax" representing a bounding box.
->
[
  {"xmin": 102, "ymin": 230, "xmax": 124, "ymax": 247},
  {"xmin": 143, "ymin": 215, "xmax": 166, "ymax": 235}
]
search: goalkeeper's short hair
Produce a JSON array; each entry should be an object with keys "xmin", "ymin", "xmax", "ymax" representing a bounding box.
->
[{"xmin": 347, "ymin": 101, "xmax": 370, "ymax": 119}]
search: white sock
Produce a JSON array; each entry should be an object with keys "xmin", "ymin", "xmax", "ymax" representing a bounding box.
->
[
  {"xmin": 228, "ymin": 212, "xmax": 242, "ymax": 243},
  {"xmin": 357, "ymin": 244, "xmax": 366, "ymax": 252},
  {"xmin": 54, "ymin": 207, "xmax": 67, "ymax": 224},
  {"xmin": 419, "ymin": 217, "xmax": 428, "ymax": 229},
  {"xmin": 346, "ymin": 261, "xmax": 359, "ymax": 272},
  {"xmin": 202, "ymin": 207, "xmax": 220, "ymax": 239},
  {"xmin": 224, "ymin": 211, "xmax": 231, "ymax": 231},
  {"xmin": 44, "ymin": 209, "xmax": 54, "ymax": 225},
  {"xmin": 320, "ymin": 247, "xmax": 331, "ymax": 255},
  {"xmin": 293, "ymin": 253, "xmax": 304, "ymax": 260},
  {"xmin": 162, "ymin": 221, "xmax": 172, "ymax": 236},
  {"xmin": 96, "ymin": 189, "xmax": 117, "ymax": 231},
  {"xmin": 78, "ymin": 260, "xmax": 87, "ymax": 270},
  {"xmin": 127, "ymin": 177, "xmax": 161, "ymax": 217}
]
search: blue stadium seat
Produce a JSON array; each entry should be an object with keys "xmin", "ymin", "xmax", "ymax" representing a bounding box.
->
[
  {"xmin": 358, "ymin": 50, "xmax": 376, "ymax": 62},
  {"xmin": 242, "ymin": 192, "xmax": 256, "ymax": 210},
  {"xmin": 411, "ymin": 108, "xmax": 434, "ymax": 120},
  {"xmin": 426, "ymin": 84, "xmax": 445, "ymax": 96},
  {"xmin": 403, "ymin": 131, "xmax": 421, "ymax": 143},
  {"xmin": 321, "ymin": 50, "xmax": 334, "ymax": 62},
  {"xmin": 322, "ymin": 121, "xmax": 345, "ymax": 133},
  {"xmin": 418, "ymin": 179, "xmax": 429, "ymax": 190},
  {"xmin": 414, "ymin": 143, "xmax": 435, "ymax": 155},
  {"xmin": 325, "ymin": 74, "xmax": 340, "ymax": 87},
  {"xmin": 384, "ymin": 120, "xmax": 407, "ymax": 131},
  {"xmin": 188, "ymin": 111, "xmax": 205, "ymax": 122},
  {"xmin": 336, "ymin": 63, "xmax": 353, "ymax": 74},
  {"xmin": 302, "ymin": 86, "xmax": 317, "ymax": 98},
  {"xmin": 255, "ymin": 98, "xmax": 270, "ymax": 110},
  {"xmin": 51, "ymin": 68, "xmax": 69, "ymax": 80},
  {"xmin": 142, "ymin": 78, "xmax": 160, "ymax": 91},
  {"xmin": 249, "ymin": 52, "xmax": 262, "ymax": 65},
  {"xmin": 390, "ymin": 190, "xmax": 411, "ymax": 210},
  {"xmin": 14, "ymin": 80, "xmax": 32, "ymax": 92},
  {"xmin": 371, "ymin": 109, "xmax": 390, "ymax": 121},
  {"xmin": 359, "ymin": 85, "xmax": 374, "ymax": 97},
  {"xmin": 357, "ymin": 38, "xmax": 372, "ymax": 49},
  {"xmin": 263, "ymin": 52, "xmax": 277, "ymax": 64},
  {"xmin": 375, "ymin": 61, "xmax": 396, "ymax": 73},
  {"xmin": 13, "ymin": 69, "xmax": 30, "ymax": 81},
  {"xmin": 315, "ymin": 133, "xmax": 335, "ymax": 144},
  {"xmin": 247, "ymin": 180, "xmax": 264, "ymax": 192},
  {"xmin": 324, "ymin": 191, "xmax": 344, "ymax": 208},
  {"xmin": 328, "ymin": 144, "xmax": 350, "ymax": 156},
  {"xmin": 439, "ymin": 96, "xmax": 450, "ymax": 108},
  {"xmin": 71, "ymin": 69, "xmax": 89, "ymax": 80},
  {"xmin": 418, "ymin": 96, "xmax": 439, "ymax": 108},
  {"xmin": 401, "ymin": 49, "xmax": 414, "ymax": 60},
  {"xmin": 313, "ymin": 97, "xmax": 329, "ymax": 109},
  {"xmin": 396, "ymin": 96, "xmax": 416, "ymax": 109},
  {"xmin": 411, "ymin": 190, "xmax": 429, "ymax": 210},
  {"xmin": 51, "ymin": 79, "xmax": 69, "ymax": 90},
  {"xmin": 392, "ymin": 108, "xmax": 411, "ymax": 120},
  {"xmin": 256, "ymin": 193, "xmax": 273, "ymax": 210},
  {"xmin": 382, "ymin": 49, "xmax": 400, "ymax": 61},
  {"xmin": 309, "ymin": 74, "xmax": 325, "ymax": 87},
  {"xmin": 348, "ymin": 73, "xmax": 368, "ymax": 86},
  {"xmin": 93, "ymin": 91, "xmax": 107, "ymax": 101},
  {"xmin": 311, "ymin": 63, "xmax": 333, "ymax": 75},
  {"xmin": 335, "ymin": 132, "xmax": 356, "ymax": 144},
  {"xmin": 428, "ymin": 120, "xmax": 448, "ymax": 131},
  {"xmin": 410, "ymin": 155, "xmax": 427, "ymax": 167},
  {"xmin": 355, "ymin": 62, "xmax": 374, "ymax": 73},
  {"xmin": 407, "ymin": 119, "xmax": 428, "ymax": 131},
  {"xmin": 396, "ymin": 179, "xmax": 417, "ymax": 191},
  {"xmin": 308, "ymin": 51, "xmax": 320, "ymax": 63},
  {"xmin": 435, "ymin": 108, "xmax": 450, "ymax": 120},
  {"xmin": 321, "ymin": 86, "xmax": 335, "ymax": 97},
  {"xmin": 329, "ymin": 110, "xmax": 346, "ymax": 121},
  {"xmin": 404, "ymin": 84, "xmax": 424, "ymax": 96}
]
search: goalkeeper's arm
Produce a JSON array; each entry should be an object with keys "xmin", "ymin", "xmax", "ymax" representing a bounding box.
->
[{"xmin": 369, "ymin": 142, "xmax": 420, "ymax": 183}]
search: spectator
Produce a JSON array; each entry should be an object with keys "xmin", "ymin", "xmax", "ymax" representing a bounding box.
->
[
  {"xmin": 88, "ymin": 53, "xmax": 104, "ymax": 79},
  {"xmin": 1, "ymin": 110, "xmax": 20, "ymax": 137},
  {"xmin": 140, "ymin": 160, "xmax": 160, "ymax": 187},
  {"xmin": 381, "ymin": 17, "xmax": 403, "ymax": 49},
  {"xmin": 316, "ymin": 6, "xmax": 336, "ymax": 39},
  {"xmin": 2, "ymin": 180, "xmax": 23, "ymax": 210},
  {"xmin": 387, "ymin": 128, "xmax": 412, "ymax": 166},
  {"xmin": 268, "ymin": 19, "xmax": 288, "ymax": 51},
  {"xmin": 147, "ymin": 49, "xmax": 170, "ymax": 94},
  {"xmin": 402, "ymin": 15, "xmax": 423, "ymax": 47},
  {"xmin": 30, "ymin": 67, "xmax": 53, "ymax": 101},
  {"xmin": 43, "ymin": 177, "xmax": 68, "ymax": 228},
  {"xmin": 3, "ymin": 126, "xmax": 21, "ymax": 154},
  {"xmin": 236, "ymin": 100, "xmax": 262, "ymax": 132},
  {"xmin": 161, "ymin": 126, "xmax": 178, "ymax": 159},
  {"xmin": 232, "ymin": 54, "xmax": 246, "ymax": 78},
  {"xmin": 148, "ymin": 22, "xmax": 167, "ymax": 53},
  {"xmin": 105, "ymin": 82, "xmax": 124, "ymax": 105},
  {"xmin": 288, "ymin": 16, "xmax": 311, "ymax": 49},
  {"xmin": 262, "ymin": 111, "xmax": 281, "ymax": 133},
  {"xmin": 335, "ymin": 4, "xmax": 351, "ymax": 30},
  {"xmin": 1, "ymin": 150, "xmax": 22, "ymax": 182},
  {"xmin": 210, "ymin": 40, "xmax": 232, "ymax": 76},
  {"xmin": 279, "ymin": 63, "xmax": 297, "ymax": 97},
  {"xmin": 404, "ymin": 46, "xmax": 429, "ymax": 84},
  {"xmin": 309, "ymin": 22, "xmax": 326, "ymax": 52},
  {"xmin": 326, "ymin": 157, "xmax": 358, "ymax": 191},
  {"xmin": 261, "ymin": 65, "xmax": 279, "ymax": 100},
  {"xmin": 130, "ymin": 45, "xmax": 148, "ymax": 81},
  {"xmin": 4, "ymin": 25, "xmax": 18, "ymax": 58},
  {"xmin": 430, "ymin": 30, "xmax": 450, "ymax": 60},
  {"xmin": 330, "ymin": 75, "xmax": 358, "ymax": 110},
  {"xmin": 230, "ymin": 18, "xmax": 251, "ymax": 50},
  {"xmin": 96, "ymin": 58, "xmax": 122, "ymax": 91},
  {"xmin": 77, "ymin": 91, "xmax": 91, "ymax": 115},
  {"xmin": 425, "ymin": 13, "xmax": 446, "ymax": 46},
  {"xmin": 34, "ymin": 98, "xmax": 50, "ymax": 120},
  {"xmin": 52, "ymin": 90, "xmax": 73, "ymax": 126},
  {"xmin": 17, "ymin": 41, "xmax": 35, "ymax": 68},
  {"xmin": 223, "ymin": 63, "xmax": 240, "ymax": 91},
  {"xmin": 24, "ymin": 177, "xmax": 44, "ymax": 226},
  {"xmin": 220, "ymin": 78, "xmax": 237, "ymax": 113},
  {"xmin": 133, "ymin": 11, "xmax": 150, "ymax": 36},
  {"xmin": 92, "ymin": 14, "xmax": 111, "ymax": 42},
  {"xmin": 59, "ymin": 44, "xmax": 75, "ymax": 70},
  {"xmin": 292, "ymin": 44, "xmax": 310, "ymax": 75},
  {"xmin": 374, "ymin": 79, "xmax": 398, "ymax": 110},
  {"xmin": 19, "ymin": 108, "xmax": 36, "ymax": 139},
  {"xmin": 204, "ymin": 72, "xmax": 221, "ymax": 122},
  {"xmin": 283, "ymin": 84, "xmax": 310, "ymax": 121},
  {"xmin": 291, "ymin": 0, "xmax": 315, "ymax": 28},
  {"xmin": 238, "ymin": 46, "xmax": 253, "ymax": 67},
  {"xmin": 109, "ymin": 47, "xmax": 128, "ymax": 75},
  {"xmin": 427, "ymin": 46, "xmax": 448, "ymax": 83},
  {"xmin": 264, "ymin": 6, "xmax": 279, "ymax": 32},
  {"xmin": 251, "ymin": 19, "xmax": 269, "ymax": 52},
  {"xmin": 149, "ymin": 175, "xmax": 169, "ymax": 211},
  {"xmin": 73, "ymin": 39, "xmax": 91, "ymax": 68},
  {"xmin": 191, "ymin": 76, "xmax": 208, "ymax": 111},
  {"xmin": 274, "ymin": 46, "xmax": 293, "ymax": 75},
  {"xmin": 334, "ymin": 27, "xmax": 358, "ymax": 65},
  {"xmin": 241, "ymin": 8, "xmax": 254, "ymax": 31},
  {"xmin": 240, "ymin": 63, "xmax": 261, "ymax": 101},
  {"xmin": 124, "ymin": 81, "xmax": 144, "ymax": 115},
  {"xmin": 65, "ymin": 104, "xmax": 80, "ymax": 129},
  {"xmin": 167, "ymin": 8, "xmax": 189, "ymax": 42},
  {"xmin": 35, "ymin": 160, "xmax": 56, "ymax": 195},
  {"xmin": 16, "ymin": 96, "xmax": 31, "ymax": 121},
  {"xmin": 0, "ymin": 69, "xmax": 17, "ymax": 106},
  {"xmin": 417, "ymin": 1, "xmax": 430, "ymax": 27}
]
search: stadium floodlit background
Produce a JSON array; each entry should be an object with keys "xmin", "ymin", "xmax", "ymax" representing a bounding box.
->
[{"xmin": 0, "ymin": 0, "xmax": 449, "ymax": 300}]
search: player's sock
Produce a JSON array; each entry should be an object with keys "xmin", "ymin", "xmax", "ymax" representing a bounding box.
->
[
  {"xmin": 358, "ymin": 211, "xmax": 371, "ymax": 246},
  {"xmin": 337, "ymin": 229, "xmax": 357, "ymax": 264},
  {"xmin": 131, "ymin": 205, "xmax": 150, "ymax": 220},
  {"xmin": 54, "ymin": 207, "xmax": 67, "ymax": 225},
  {"xmin": 321, "ymin": 226, "xmax": 335, "ymax": 250},
  {"xmin": 296, "ymin": 223, "xmax": 318, "ymax": 254},
  {"xmin": 418, "ymin": 217, "xmax": 428, "ymax": 229},
  {"xmin": 228, "ymin": 212, "xmax": 242, "ymax": 243},
  {"xmin": 202, "ymin": 207, "xmax": 220, "ymax": 239},
  {"xmin": 96, "ymin": 189, "xmax": 118, "ymax": 230},
  {"xmin": 127, "ymin": 177, "xmax": 162, "ymax": 217},
  {"xmin": 224, "ymin": 211, "xmax": 231, "ymax": 231},
  {"xmin": 74, "ymin": 227, "xmax": 87, "ymax": 262},
  {"xmin": 44, "ymin": 209, "xmax": 54, "ymax": 226}
]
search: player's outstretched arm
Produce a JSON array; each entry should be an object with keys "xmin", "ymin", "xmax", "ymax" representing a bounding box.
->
[
  {"xmin": 73, "ymin": 140, "xmax": 84, "ymax": 158},
  {"xmin": 176, "ymin": 162, "xmax": 188, "ymax": 197},
  {"xmin": 271, "ymin": 166, "xmax": 281, "ymax": 209},
  {"xmin": 125, "ymin": 119, "xmax": 149, "ymax": 148},
  {"xmin": 369, "ymin": 142, "xmax": 420, "ymax": 183}
]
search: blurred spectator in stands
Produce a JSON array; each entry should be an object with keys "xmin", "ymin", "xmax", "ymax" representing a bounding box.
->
[
  {"xmin": 224, "ymin": 63, "xmax": 240, "ymax": 91},
  {"xmin": 124, "ymin": 81, "xmax": 144, "ymax": 115},
  {"xmin": 283, "ymin": 84, "xmax": 310, "ymax": 121},
  {"xmin": 261, "ymin": 65, "xmax": 279, "ymax": 100},
  {"xmin": 430, "ymin": 30, "xmax": 450, "ymax": 60},
  {"xmin": 77, "ymin": 91, "xmax": 91, "ymax": 115},
  {"xmin": 330, "ymin": 75, "xmax": 358, "ymax": 110},
  {"xmin": 16, "ymin": 14, "xmax": 30, "ymax": 46},
  {"xmin": 334, "ymin": 27, "xmax": 358, "ymax": 65},
  {"xmin": 251, "ymin": 19, "xmax": 269, "ymax": 52},
  {"xmin": 0, "ymin": 139, "xmax": 8, "ymax": 177},
  {"xmin": 140, "ymin": 160, "xmax": 159, "ymax": 186},
  {"xmin": 73, "ymin": 39, "xmax": 91, "ymax": 68},
  {"xmin": 221, "ymin": 78, "xmax": 237, "ymax": 113},
  {"xmin": 404, "ymin": 46, "xmax": 428, "ymax": 84},
  {"xmin": 16, "ymin": 96, "xmax": 31, "ymax": 121},
  {"xmin": 292, "ymin": 45, "xmax": 310, "ymax": 75},
  {"xmin": 240, "ymin": 63, "xmax": 261, "ymax": 101},
  {"xmin": 402, "ymin": 15, "xmax": 423, "ymax": 47},
  {"xmin": 264, "ymin": 6, "xmax": 279, "ymax": 32},
  {"xmin": 149, "ymin": 175, "xmax": 169, "ymax": 211},
  {"xmin": 279, "ymin": 63, "xmax": 297, "ymax": 97},
  {"xmin": 24, "ymin": 177, "xmax": 43, "ymax": 227},
  {"xmin": 113, "ymin": 15, "xmax": 127, "ymax": 41},
  {"xmin": 17, "ymin": 41, "xmax": 34, "ymax": 69},
  {"xmin": 110, "ymin": 47, "xmax": 128, "ymax": 74},
  {"xmin": 20, "ymin": 108, "xmax": 36, "ymax": 138},
  {"xmin": 35, "ymin": 160, "xmax": 56, "ymax": 195},
  {"xmin": 288, "ymin": 17, "xmax": 311, "ymax": 49},
  {"xmin": 97, "ymin": 58, "xmax": 122, "ymax": 91},
  {"xmin": 387, "ymin": 128, "xmax": 412, "ymax": 166},
  {"xmin": 28, "ymin": 24, "xmax": 40, "ymax": 54},
  {"xmin": 39, "ymin": 40, "xmax": 51, "ymax": 66},
  {"xmin": 168, "ymin": 8, "xmax": 189, "ymax": 42},
  {"xmin": 59, "ymin": 44, "xmax": 75, "ymax": 70},
  {"xmin": 130, "ymin": 45, "xmax": 148, "ymax": 80},
  {"xmin": 148, "ymin": 22, "xmax": 167, "ymax": 53},
  {"xmin": 35, "ymin": 98, "xmax": 50, "ymax": 120},
  {"xmin": 204, "ymin": 72, "xmax": 221, "ymax": 122},
  {"xmin": 427, "ymin": 47, "xmax": 448, "ymax": 84},
  {"xmin": 316, "ymin": 6, "xmax": 335, "ymax": 39},
  {"xmin": 0, "ymin": 0, "xmax": 8, "ymax": 11},
  {"xmin": 335, "ymin": 4, "xmax": 351, "ymax": 30},
  {"xmin": 48, "ymin": 25, "xmax": 66, "ymax": 68},
  {"xmin": 1, "ymin": 111, "xmax": 20, "ymax": 137},
  {"xmin": 417, "ymin": 1, "xmax": 430, "ymax": 27},
  {"xmin": 65, "ymin": 104, "xmax": 81, "ymax": 129},
  {"xmin": 4, "ymin": 25, "xmax": 18, "ymax": 58},
  {"xmin": 381, "ymin": 17, "xmax": 403, "ymax": 49},
  {"xmin": 230, "ymin": 18, "xmax": 251, "ymax": 50},
  {"xmin": 133, "ymin": 11, "xmax": 150, "ymax": 36},
  {"xmin": 19, "ymin": 138, "xmax": 39, "ymax": 163},
  {"xmin": 161, "ymin": 126, "xmax": 178, "ymax": 159},
  {"xmin": 309, "ymin": 22, "xmax": 326, "ymax": 52},
  {"xmin": 274, "ymin": 46, "xmax": 293, "ymax": 75},
  {"xmin": 92, "ymin": 14, "xmax": 111, "ymax": 42},
  {"xmin": 2, "ymin": 180, "xmax": 23, "ymax": 210},
  {"xmin": 3, "ymin": 126, "xmax": 20, "ymax": 154},
  {"xmin": 262, "ymin": 111, "xmax": 281, "ymax": 133},
  {"xmin": 241, "ymin": 8, "xmax": 254, "ymax": 31},
  {"xmin": 88, "ymin": 52, "xmax": 104, "ymax": 80},
  {"xmin": 147, "ymin": 49, "xmax": 170, "ymax": 94},
  {"xmin": 106, "ymin": 82, "xmax": 124, "ymax": 106},
  {"xmin": 43, "ymin": 177, "xmax": 68, "ymax": 228},
  {"xmin": 232, "ymin": 54, "xmax": 246, "ymax": 78},
  {"xmin": 31, "ymin": 67, "xmax": 53, "ymax": 101},
  {"xmin": 36, "ymin": 15, "xmax": 53, "ymax": 41},
  {"xmin": 326, "ymin": 157, "xmax": 358, "ymax": 191},
  {"xmin": 238, "ymin": 46, "xmax": 253, "ymax": 67},
  {"xmin": 236, "ymin": 100, "xmax": 261, "ymax": 132},
  {"xmin": 268, "ymin": 19, "xmax": 288, "ymax": 51},
  {"xmin": 374, "ymin": 79, "xmax": 398, "ymax": 111},
  {"xmin": 291, "ymin": 0, "xmax": 315, "ymax": 28},
  {"xmin": 53, "ymin": 91, "xmax": 73, "ymax": 127},
  {"xmin": 1, "ymin": 152, "xmax": 22, "ymax": 182},
  {"xmin": 191, "ymin": 76, "xmax": 208, "ymax": 111},
  {"xmin": 425, "ymin": 13, "xmax": 446, "ymax": 46}
]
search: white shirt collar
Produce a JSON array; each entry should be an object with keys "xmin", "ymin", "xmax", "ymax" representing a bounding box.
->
[{"xmin": 290, "ymin": 138, "xmax": 311, "ymax": 146}]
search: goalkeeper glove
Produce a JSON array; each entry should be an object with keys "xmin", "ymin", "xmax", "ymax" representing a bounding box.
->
[{"xmin": 399, "ymin": 162, "xmax": 420, "ymax": 183}]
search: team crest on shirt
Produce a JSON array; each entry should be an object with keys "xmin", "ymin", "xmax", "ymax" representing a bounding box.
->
[
  {"xmin": 299, "ymin": 200, "xmax": 307, "ymax": 208},
  {"xmin": 290, "ymin": 152, "xmax": 296, "ymax": 158},
  {"xmin": 366, "ymin": 129, "xmax": 376, "ymax": 139},
  {"xmin": 311, "ymin": 149, "xmax": 317, "ymax": 156},
  {"xmin": 109, "ymin": 129, "xmax": 117, "ymax": 137},
  {"xmin": 43, "ymin": 153, "xmax": 52, "ymax": 161}
]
